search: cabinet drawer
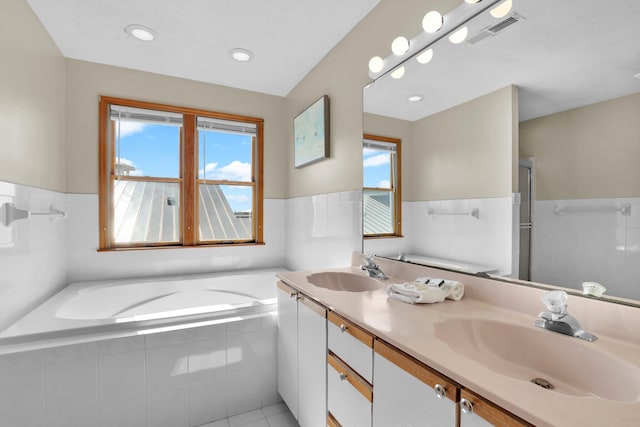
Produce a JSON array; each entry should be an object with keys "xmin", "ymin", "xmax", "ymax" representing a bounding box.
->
[
  {"xmin": 327, "ymin": 352, "xmax": 372, "ymax": 427},
  {"xmin": 327, "ymin": 312, "xmax": 373, "ymax": 382},
  {"xmin": 460, "ymin": 389, "xmax": 533, "ymax": 427}
]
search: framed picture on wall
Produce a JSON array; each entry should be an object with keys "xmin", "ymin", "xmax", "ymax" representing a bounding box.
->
[{"xmin": 294, "ymin": 95, "xmax": 330, "ymax": 168}]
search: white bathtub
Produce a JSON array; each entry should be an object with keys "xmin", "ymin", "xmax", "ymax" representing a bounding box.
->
[
  {"xmin": 0, "ymin": 268, "xmax": 284, "ymax": 351},
  {"xmin": 0, "ymin": 268, "xmax": 285, "ymax": 426}
]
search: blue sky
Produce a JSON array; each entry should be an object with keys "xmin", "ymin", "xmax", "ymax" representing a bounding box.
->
[
  {"xmin": 363, "ymin": 148, "xmax": 391, "ymax": 188},
  {"xmin": 116, "ymin": 121, "xmax": 253, "ymax": 211}
]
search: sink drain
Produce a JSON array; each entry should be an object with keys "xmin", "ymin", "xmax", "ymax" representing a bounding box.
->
[{"xmin": 531, "ymin": 378, "xmax": 555, "ymax": 390}]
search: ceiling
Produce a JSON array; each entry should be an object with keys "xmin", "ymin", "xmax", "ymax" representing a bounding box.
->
[
  {"xmin": 26, "ymin": 0, "xmax": 380, "ymax": 97},
  {"xmin": 364, "ymin": 0, "xmax": 640, "ymax": 122}
]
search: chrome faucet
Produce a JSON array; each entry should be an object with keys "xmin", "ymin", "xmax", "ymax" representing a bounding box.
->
[
  {"xmin": 360, "ymin": 255, "xmax": 388, "ymax": 280},
  {"xmin": 533, "ymin": 290, "xmax": 597, "ymax": 342}
]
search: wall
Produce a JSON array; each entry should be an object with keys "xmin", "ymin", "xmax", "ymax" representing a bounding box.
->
[
  {"xmin": 412, "ymin": 85, "xmax": 517, "ymax": 201},
  {"xmin": 363, "ymin": 87, "xmax": 518, "ymax": 275},
  {"xmin": 64, "ymin": 60, "xmax": 288, "ymax": 282},
  {"xmin": 0, "ymin": 0, "xmax": 68, "ymax": 330},
  {"xmin": 520, "ymin": 91, "xmax": 640, "ymax": 200},
  {"xmin": 65, "ymin": 59, "xmax": 287, "ymax": 198},
  {"xmin": 0, "ymin": 0, "xmax": 67, "ymax": 193},
  {"xmin": 520, "ymin": 93, "xmax": 640, "ymax": 299}
]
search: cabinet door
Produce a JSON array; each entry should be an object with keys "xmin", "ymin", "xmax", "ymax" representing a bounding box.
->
[
  {"xmin": 459, "ymin": 389, "xmax": 532, "ymax": 427},
  {"xmin": 373, "ymin": 340, "xmax": 457, "ymax": 427},
  {"xmin": 277, "ymin": 281, "xmax": 298, "ymax": 419},
  {"xmin": 298, "ymin": 295, "xmax": 327, "ymax": 427}
]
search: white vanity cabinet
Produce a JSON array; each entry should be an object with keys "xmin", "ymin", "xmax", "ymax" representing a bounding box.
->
[
  {"xmin": 276, "ymin": 281, "xmax": 327, "ymax": 427},
  {"xmin": 373, "ymin": 340, "xmax": 458, "ymax": 427},
  {"xmin": 326, "ymin": 312, "xmax": 374, "ymax": 426},
  {"xmin": 459, "ymin": 389, "xmax": 532, "ymax": 427}
]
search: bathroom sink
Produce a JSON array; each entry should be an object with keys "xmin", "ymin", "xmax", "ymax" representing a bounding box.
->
[
  {"xmin": 306, "ymin": 271, "xmax": 383, "ymax": 292},
  {"xmin": 434, "ymin": 318, "xmax": 640, "ymax": 402}
]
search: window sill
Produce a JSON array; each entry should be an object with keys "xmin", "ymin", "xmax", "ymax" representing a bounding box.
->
[
  {"xmin": 97, "ymin": 242, "xmax": 266, "ymax": 252},
  {"xmin": 363, "ymin": 235, "xmax": 404, "ymax": 240}
]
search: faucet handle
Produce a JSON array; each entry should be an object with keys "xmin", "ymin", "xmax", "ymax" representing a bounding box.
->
[{"xmin": 541, "ymin": 290, "xmax": 568, "ymax": 318}]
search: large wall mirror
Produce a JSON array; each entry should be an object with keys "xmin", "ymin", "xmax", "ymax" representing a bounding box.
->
[{"xmin": 362, "ymin": 0, "xmax": 640, "ymax": 305}]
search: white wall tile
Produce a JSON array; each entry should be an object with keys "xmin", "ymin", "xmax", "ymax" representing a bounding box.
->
[
  {"xmin": 44, "ymin": 343, "xmax": 99, "ymax": 427},
  {"xmin": 531, "ymin": 197, "xmax": 640, "ymax": 300},
  {"xmin": 0, "ymin": 182, "xmax": 67, "ymax": 330},
  {"xmin": 0, "ymin": 350, "xmax": 45, "ymax": 427},
  {"xmin": 188, "ymin": 377, "xmax": 228, "ymax": 426},
  {"xmin": 98, "ymin": 346, "xmax": 147, "ymax": 427}
]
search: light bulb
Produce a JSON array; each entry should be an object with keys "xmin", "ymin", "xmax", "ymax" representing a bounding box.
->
[
  {"xmin": 422, "ymin": 11, "xmax": 443, "ymax": 33},
  {"xmin": 390, "ymin": 66, "xmax": 405, "ymax": 79},
  {"xmin": 490, "ymin": 0, "xmax": 513, "ymax": 18},
  {"xmin": 416, "ymin": 48, "xmax": 434, "ymax": 64},
  {"xmin": 391, "ymin": 36, "xmax": 410, "ymax": 56},
  {"xmin": 368, "ymin": 56, "xmax": 384, "ymax": 73},
  {"xmin": 448, "ymin": 26, "xmax": 468, "ymax": 44}
]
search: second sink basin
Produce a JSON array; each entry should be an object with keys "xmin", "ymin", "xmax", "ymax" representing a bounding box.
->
[
  {"xmin": 434, "ymin": 318, "xmax": 640, "ymax": 402},
  {"xmin": 306, "ymin": 271, "xmax": 383, "ymax": 292}
]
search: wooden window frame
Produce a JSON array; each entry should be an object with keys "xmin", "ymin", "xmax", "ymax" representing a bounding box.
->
[
  {"xmin": 98, "ymin": 96, "xmax": 264, "ymax": 250},
  {"xmin": 363, "ymin": 133, "xmax": 402, "ymax": 239}
]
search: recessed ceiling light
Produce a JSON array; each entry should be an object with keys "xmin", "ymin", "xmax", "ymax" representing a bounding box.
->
[
  {"xmin": 490, "ymin": 0, "xmax": 513, "ymax": 18},
  {"xmin": 408, "ymin": 94, "xmax": 424, "ymax": 102},
  {"xmin": 124, "ymin": 24, "xmax": 156, "ymax": 42},
  {"xmin": 229, "ymin": 48, "xmax": 254, "ymax": 62}
]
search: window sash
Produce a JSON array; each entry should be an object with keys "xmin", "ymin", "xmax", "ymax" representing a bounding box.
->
[{"xmin": 99, "ymin": 96, "xmax": 264, "ymax": 250}]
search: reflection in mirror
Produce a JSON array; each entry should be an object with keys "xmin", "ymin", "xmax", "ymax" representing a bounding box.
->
[{"xmin": 362, "ymin": 0, "xmax": 640, "ymax": 304}]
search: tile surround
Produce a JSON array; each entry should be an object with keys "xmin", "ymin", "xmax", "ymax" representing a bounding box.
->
[{"xmin": 0, "ymin": 314, "xmax": 279, "ymax": 427}]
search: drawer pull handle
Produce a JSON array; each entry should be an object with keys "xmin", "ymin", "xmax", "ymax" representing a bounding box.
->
[
  {"xmin": 339, "ymin": 372, "xmax": 348, "ymax": 381},
  {"xmin": 340, "ymin": 324, "xmax": 348, "ymax": 333},
  {"xmin": 460, "ymin": 398, "xmax": 474, "ymax": 414},
  {"xmin": 434, "ymin": 384, "xmax": 446, "ymax": 399}
]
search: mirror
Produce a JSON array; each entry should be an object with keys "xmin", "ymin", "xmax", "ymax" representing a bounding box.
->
[{"xmin": 362, "ymin": 0, "xmax": 640, "ymax": 305}]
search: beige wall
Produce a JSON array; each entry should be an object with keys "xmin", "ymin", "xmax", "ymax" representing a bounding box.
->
[
  {"xmin": 65, "ymin": 60, "xmax": 287, "ymax": 197},
  {"xmin": 412, "ymin": 85, "xmax": 517, "ymax": 201},
  {"xmin": 520, "ymin": 92, "xmax": 640, "ymax": 200},
  {"xmin": 363, "ymin": 112, "xmax": 414, "ymax": 201},
  {"xmin": 285, "ymin": 0, "xmax": 460, "ymax": 198},
  {"xmin": 0, "ymin": 0, "xmax": 66, "ymax": 192}
]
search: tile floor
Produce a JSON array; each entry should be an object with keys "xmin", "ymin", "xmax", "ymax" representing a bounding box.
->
[{"xmin": 200, "ymin": 402, "xmax": 298, "ymax": 427}]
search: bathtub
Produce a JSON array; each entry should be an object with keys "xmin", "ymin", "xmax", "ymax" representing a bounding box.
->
[
  {"xmin": 0, "ymin": 268, "xmax": 286, "ymax": 426},
  {"xmin": 0, "ymin": 268, "xmax": 284, "ymax": 352}
]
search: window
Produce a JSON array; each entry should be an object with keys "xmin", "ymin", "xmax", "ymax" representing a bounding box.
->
[
  {"xmin": 363, "ymin": 134, "xmax": 402, "ymax": 237},
  {"xmin": 99, "ymin": 97, "xmax": 263, "ymax": 249}
]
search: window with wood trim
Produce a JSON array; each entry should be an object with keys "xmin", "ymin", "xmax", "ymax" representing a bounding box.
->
[
  {"xmin": 99, "ymin": 96, "xmax": 264, "ymax": 249},
  {"xmin": 363, "ymin": 134, "xmax": 402, "ymax": 238}
]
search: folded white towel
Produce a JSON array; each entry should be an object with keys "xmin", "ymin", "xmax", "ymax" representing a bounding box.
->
[{"xmin": 387, "ymin": 279, "xmax": 464, "ymax": 304}]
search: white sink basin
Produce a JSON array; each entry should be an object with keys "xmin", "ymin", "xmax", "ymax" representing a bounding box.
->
[
  {"xmin": 306, "ymin": 271, "xmax": 383, "ymax": 292},
  {"xmin": 434, "ymin": 318, "xmax": 640, "ymax": 402}
]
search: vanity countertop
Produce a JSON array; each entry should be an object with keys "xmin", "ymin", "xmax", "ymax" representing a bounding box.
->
[{"xmin": 277, "ymin": 257, "xmax": 640, "ymax": 427}]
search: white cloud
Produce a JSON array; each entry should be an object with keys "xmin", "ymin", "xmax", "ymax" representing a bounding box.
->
[
  {"xmin": 201, "ymin": 161, "xmax": 251, "ymax": 181},
  {"xmin": 116, "ymin": 157, "xmax": 144, "ymax": 176},
  {"xmin": 377, "ymin": 180, "xmax": 391, "ymax": 189},
  {"xmin": 117, "ymin": 121, "xmax": 147, "ymax": 138},
  {"xmin": 363, "ymin": 148, "xmax": 378, "ymax": 156},
  {"xmin": 226, "ymin": 194, "xmax": 251, "ymax": 203},
  {"xmin": 363, "ymin": 154, "xmax": 390, "ymax": 167}
]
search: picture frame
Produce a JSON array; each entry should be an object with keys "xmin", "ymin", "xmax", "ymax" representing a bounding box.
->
[{"xmin": 294, "ymin": 95, "xmax": 330, "ymax": 168}]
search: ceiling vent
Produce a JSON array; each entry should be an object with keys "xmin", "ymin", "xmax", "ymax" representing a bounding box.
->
[{"xmin": 467, "ymin": 13, "xmax": 524, "ymax": 45}]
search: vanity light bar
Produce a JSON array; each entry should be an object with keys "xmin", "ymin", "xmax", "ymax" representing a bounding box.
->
[{"xmin": 368, "ymin": 0, "xmax": 505, "ymax": 81}]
